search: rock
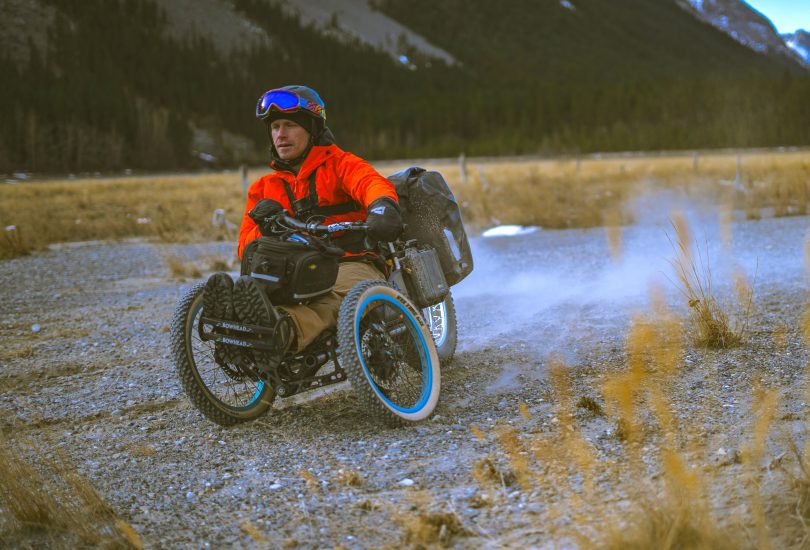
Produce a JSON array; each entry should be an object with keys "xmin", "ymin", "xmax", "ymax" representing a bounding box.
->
[{"xmin": 398, "ymin": 478, "xmax": 415, "ymax": 486}]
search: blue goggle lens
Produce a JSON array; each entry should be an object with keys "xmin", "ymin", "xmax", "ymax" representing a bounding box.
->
[{"xmin": 256, "ymin": 90, "xmax": 302, "ymax": 118}]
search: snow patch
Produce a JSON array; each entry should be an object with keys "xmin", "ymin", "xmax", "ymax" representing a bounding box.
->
[
  {"xmin": 560, "ymin": 0, "xmax": 575, "ymax": 11},
  {"xmin": 482, "ymin": 225, "xmax": 540, "ymax": 238},
  {"xmin": 786, "ymin": 39, "xmax": 810, "ymax": 64}
]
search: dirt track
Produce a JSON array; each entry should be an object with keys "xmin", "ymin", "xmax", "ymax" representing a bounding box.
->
[{"xmin": 1, "ymin": 213, "xmax": 808, "ymax": 548}]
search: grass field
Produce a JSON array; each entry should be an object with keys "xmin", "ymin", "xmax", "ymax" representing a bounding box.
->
[
  {"xmin": 1, "ymin": 149, "xmax": 809, "ymax": 547},
  {"xmin": 1, "ymin": 149, "xmax": 808, "ymax": 259}
]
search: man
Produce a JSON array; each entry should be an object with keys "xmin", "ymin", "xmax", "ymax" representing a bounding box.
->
[{"xmin": 203, "ymin": 85, "xmax": 402, "ymax": 365}]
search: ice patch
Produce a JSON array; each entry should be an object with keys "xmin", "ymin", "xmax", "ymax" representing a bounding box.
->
[{"xmin": 482, "ymin": 225, "xmax": 540, "ymax": 238}]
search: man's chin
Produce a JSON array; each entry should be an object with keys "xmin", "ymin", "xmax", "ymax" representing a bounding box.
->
[{"xmin": 277, "ymin": 148, "xmax": 299, "ymax": 160}]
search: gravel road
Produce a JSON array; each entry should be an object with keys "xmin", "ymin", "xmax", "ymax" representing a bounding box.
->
[{"xmin": 1, "ymin": 212, "xmax": 808, "ymax": 548}]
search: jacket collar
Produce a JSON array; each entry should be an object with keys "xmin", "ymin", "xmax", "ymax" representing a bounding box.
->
[{"xmin": 270, "ymin": 144, "xmax": 338, "ymax": 178}]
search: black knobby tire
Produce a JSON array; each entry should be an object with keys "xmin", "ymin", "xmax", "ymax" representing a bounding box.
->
[
  {"xmin": 337, "ymin": 280, "xmax": 441, "ymax": 427},
  {"xmin": 422, "ymin": 292, "xmax": 458, "ymax": 363},
  {"xmin": 170, "ymin": 282, "xmax": 273, "ymax": 426}
]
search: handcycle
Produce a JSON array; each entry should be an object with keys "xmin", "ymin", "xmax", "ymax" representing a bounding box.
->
[{"xmin": 170, "ymin": 214, "xmax": 458, "ymax": 427}]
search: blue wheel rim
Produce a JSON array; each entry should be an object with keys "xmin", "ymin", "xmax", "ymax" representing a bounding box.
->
[{"xmin": 355, "ymin": 294, "xmax": 432, "ymax": 414}]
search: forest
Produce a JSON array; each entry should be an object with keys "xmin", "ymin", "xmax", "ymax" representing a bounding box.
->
[{"xmin": 1, "ymin": 0, "xmax": 809, "ymax": 173}]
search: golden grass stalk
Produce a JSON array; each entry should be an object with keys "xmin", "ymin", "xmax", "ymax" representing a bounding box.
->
[
  {"xmin": 162, "ymin": 254, "xmax": 203, "ymax": 279},
  {"xmin": 744, "ymin": 385, "xmax": 779, "ymax": 549},
  {"xmin": 0, "ymin": 435, "xmax": 140, "ymax": 547},
  {"xmin": 667, "ymin": 217, "xmax": 749, "ymax": 348},
  {"xmin": 333, "ymin": 468, "xmax": 364, "ymax": 488},
  {"xmin": 393, "ymin": 490, "xmax": 473, "ymax": 549},
  {"xmin": 599, "ymin": 497, "xmax": 741, "ymax": 550},
  {"xmin": 469, "ymin": 425, "xmax": 486, "ymax": 442},
  {"xmin": 781, "ymin": 440, "xmax": 810, "ymax": 547},
  {"xmin": 547, "ymin": 355, "xmax": 596, "ymax": 490},
  {"xmin": 299, "ymin": 469, "xmax": 320, "ymax": 493},
  {"xmin": 496, "ymin": 426, "xmax": 534, "ymax": 491},
  {"xmin": 1, "ymin": 225, "xmax": 30, "ymax": 257},
  {"xmin": 240, "ymin": 520, "xmax": 267, "ymax": 544}
]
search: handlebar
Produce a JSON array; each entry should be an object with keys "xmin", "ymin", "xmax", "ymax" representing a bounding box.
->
[{"xmin": 267, "ymin": 214, "xmax": 369, "ymax": 236}]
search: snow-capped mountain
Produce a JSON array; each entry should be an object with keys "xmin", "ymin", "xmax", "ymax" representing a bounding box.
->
[
  {"xmin": 783, "ymin": 30, "xmax": 810, "ymax": 66},
  {"xmin": 676, "ymin": 0, "xmax": 807, "ymax": 67}
]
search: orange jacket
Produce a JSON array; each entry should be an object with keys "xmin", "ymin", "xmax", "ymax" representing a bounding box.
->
[{"xmin": 238, "ymin": 144, "xmax": 397, "ymax": 258}]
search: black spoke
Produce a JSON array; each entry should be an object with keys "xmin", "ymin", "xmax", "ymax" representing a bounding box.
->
[
  {"xmin": 188, "ymin": 307, "xmax": 261, "ymax": 409},
  {"xmin": 359, "ymin": 302, "xmax": 427, "ymax": 409}
]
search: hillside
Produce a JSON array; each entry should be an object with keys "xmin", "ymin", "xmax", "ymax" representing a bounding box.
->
[{"xmin": 1, "ymin": 0, "xmax": 809, "ymax": 173}]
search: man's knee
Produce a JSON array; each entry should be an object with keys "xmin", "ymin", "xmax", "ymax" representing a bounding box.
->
[{"xmin": 334, "ymin": 261, "xmax": 385, "ymax": 295}]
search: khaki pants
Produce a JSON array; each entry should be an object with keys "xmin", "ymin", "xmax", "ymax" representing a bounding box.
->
[{"xmin": 279, "ymin": 261, "xmax": 385, "ymax": 352}]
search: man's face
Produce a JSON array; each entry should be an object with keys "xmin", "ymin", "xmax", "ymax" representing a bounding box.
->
[{"xmin": 270, "ymin": 119, "xmax": 310, "ymax": 161}]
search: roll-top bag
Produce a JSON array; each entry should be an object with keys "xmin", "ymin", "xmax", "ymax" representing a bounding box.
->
[{"xmin": 387, "ymin": 167, "xmax": 473, "ymax": 286}]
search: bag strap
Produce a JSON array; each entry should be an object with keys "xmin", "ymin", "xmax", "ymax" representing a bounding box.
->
[{"xmin": 283, "ymin": 169, "xmax": 361, "ymax": 218}]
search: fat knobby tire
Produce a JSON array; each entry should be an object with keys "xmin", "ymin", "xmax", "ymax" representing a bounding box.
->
[
  {"xmin": 432, "ymin": 292, "xmax": 458, "ymax": 364},
  {"xmin": 170, "ymin": 282, "xmax": 272, "ymax": 426},
  {"xmin": 337, "ymin": 279, "xmax": 441, "ymax": 428}
]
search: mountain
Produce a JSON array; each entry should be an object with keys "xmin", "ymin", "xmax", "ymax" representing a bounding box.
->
[
  {"xmin": 2, "ymin": 0, "xmax": 809, "ymax": 174},
  {"xmin": 676, "ymin": 0, "xmax": 808, "ymax": 67},
  {"xmin": 783, "ymin": 30, "xmax": 810, "ymax": 66}
]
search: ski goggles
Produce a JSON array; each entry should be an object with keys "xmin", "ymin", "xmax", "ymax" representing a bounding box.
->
[{"xmin": 255, "ymin": 89, "xmax": 326, "ymax": 121}]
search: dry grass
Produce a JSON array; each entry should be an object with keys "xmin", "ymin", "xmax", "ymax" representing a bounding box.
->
[
  {"xmin": 0, "ymin": 171, "xmax": 246, "ymax": 258},
  {"xmin": 667, "ymin": 213, "xmax": 753, "ymax": 348},
  {"xmin": 388, "ymin": 149, "xmax": 810, "ymax": 232},
  {"xmin": 3, "ymin": 345, "xmax": 35, "ymax": 359},
  {"xmin": 401, "ymin": 510, "xmax": 471, "ymax": 549},
  {"xmin": 391, "ymin": 490, "xmax": 473, "ymax": 549},
  {"xmin": 787, "ymin": 441, "xmax": 810, "ymax": 541},
  {"xmin": 299, "ymin": 469, "xmax": 321, "ymax": 493},
  {"xmin": 333, "ymin": 467, "xmax": 364, "ymax": 488},
  {"xmin": 0, "ymin": 435, "xmax": 141, "ymax": 548},
  {"xmin": 1, "ymin": 150, "xmax": 807, "ymax": 258},
  {"xmin": 600, "ymin": 498, "xmax": 742, "ymax": 550},
  {"xmin": 240, "ymin": 520, "xmax": 267, "ymax": 544},
  {"xmin": 162, "ymin": 254, "xmax": 203, "ymax": 279}
]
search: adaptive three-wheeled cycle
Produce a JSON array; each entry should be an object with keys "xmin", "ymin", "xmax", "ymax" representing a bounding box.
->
[{"xmin": 170, "ymin": 168, "xmax": 472, "ymax": 427}]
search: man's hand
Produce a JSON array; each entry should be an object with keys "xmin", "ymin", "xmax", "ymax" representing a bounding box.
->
[
  {"xmin": 248, "ymin": 199, "xmax": 284, "ymax": 235},
  {"xmin": 366, "ymin": 197, "xmax": 402, "ymax": 243}
]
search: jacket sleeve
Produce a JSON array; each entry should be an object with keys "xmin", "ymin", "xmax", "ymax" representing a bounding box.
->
[
  {"xmin": 237, "ymin": 179, "xmax": 265, "ymax": 259},
  {"xmin": 336, "ymin": 152, "xmax": 398, "ymax": 208}
]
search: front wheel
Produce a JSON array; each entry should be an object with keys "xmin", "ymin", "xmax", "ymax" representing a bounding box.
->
[
  {"xmin": 337, "ymin": 280, "xmax": 441, "ymax": 427},
  {"xmin": 170, "ymin": 282, "xmax": 273, "ymax": 426},
  {"xmin": 422, "ymin": 292, "xmax": 457, "ymax": 363}
]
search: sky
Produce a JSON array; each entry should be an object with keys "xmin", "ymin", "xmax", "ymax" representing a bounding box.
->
[{"xmin": 744, "ymin": 0, "xmax": 810, "ymax": 34}]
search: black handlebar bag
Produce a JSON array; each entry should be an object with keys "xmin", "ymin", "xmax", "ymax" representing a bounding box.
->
[{"xmin": 240, "ymin": 237, "xmax": 338, "ymax": 305}]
